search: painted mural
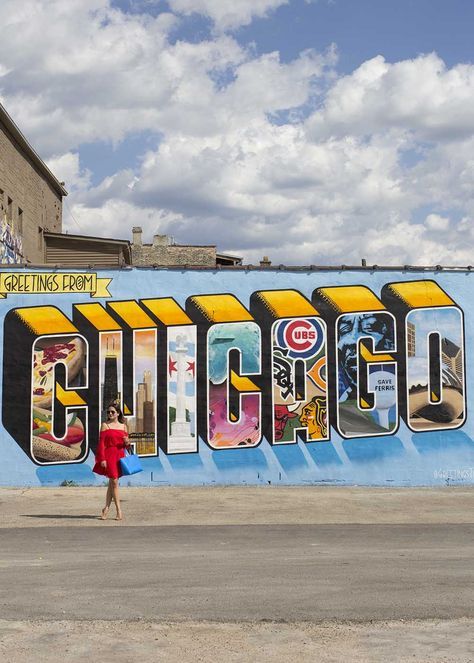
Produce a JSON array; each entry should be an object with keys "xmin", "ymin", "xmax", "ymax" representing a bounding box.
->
[
  {"xmin": 31, "ymin": 334, "xmax": 88, "ymax": 464},
  {"xmin": 0, "ymin": 213, "xmax": 23, "ymax": 264},
  {"xmin": 0, "ymin": 268, "xmax": 472, "ymax": 486}
]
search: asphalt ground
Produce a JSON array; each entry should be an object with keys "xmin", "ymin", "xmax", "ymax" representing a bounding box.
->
[{"xmin": 1, "ymin": 522, "xmax": 473, "ymax": 622}]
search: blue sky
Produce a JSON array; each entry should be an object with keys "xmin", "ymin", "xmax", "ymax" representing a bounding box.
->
[
  {"xmin": 110, "ymin": 0, "xmax": 474, "ymax": 70},
  {"xmin": 1, "ymin": 0, "xmax": 473, "ymax": 264},
  {"xmin": 236, "ymin": 0, "xmax": 474, "ymax": 70}
]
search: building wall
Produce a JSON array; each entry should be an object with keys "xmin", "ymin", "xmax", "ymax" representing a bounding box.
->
[
  {"xmin": 0, "ymin": 266, "xmax": 472, "ymax": 487},
  {"xmin": 131, "ymin": 228, "xmax": 216, "ymax": 266},
  {"xmin": 0, "ymin": 121, "xmax": 62, "ymax": 264},
  {"xmin": 45, "ymin": 236, "xmax": 128, "ymax": 266}
]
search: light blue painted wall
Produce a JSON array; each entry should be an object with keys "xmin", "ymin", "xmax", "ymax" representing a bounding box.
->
[{"xmin": 1, "ymin": 267, "xmax": 472, "ymax": 487}]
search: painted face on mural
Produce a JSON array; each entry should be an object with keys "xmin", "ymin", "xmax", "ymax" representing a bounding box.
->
[
  {"xmin": 299, "ymin": 397, "xmax": 327, "ymax": 439},
  {"xmin": 338, "ymin": 313, "xmax": 393, "ymax": 394},
  {"xmin": 274, "ymin": 404, "xmax": 298, "ymax": 441}
]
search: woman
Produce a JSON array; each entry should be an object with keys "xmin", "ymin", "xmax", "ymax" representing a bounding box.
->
[{"xmin": 93, "ymin": 402, "xmax": 130, "ymax": 521}]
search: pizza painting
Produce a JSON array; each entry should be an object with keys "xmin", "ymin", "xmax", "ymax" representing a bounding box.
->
[
  {"xmin": 31, "ymin": 336, "xmax": 87, "ymax": 463},
  {"xmin": 33, "ymin": 338, "xmax": 84, "ymax": 407}
]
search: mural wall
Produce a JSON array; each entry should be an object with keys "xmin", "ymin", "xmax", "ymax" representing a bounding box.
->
[{"xmin": 0, "ymin": 268, "xmax": 472, "ymax": 486}]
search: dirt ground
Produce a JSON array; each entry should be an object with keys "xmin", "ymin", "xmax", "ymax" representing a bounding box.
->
[
  {"xmin": 1, "ymin": 484, "xmax": 474, "ymax": 527},
  {"xmin": 1, "ymin": 619, "xmax": 473, "ymax": 663}
]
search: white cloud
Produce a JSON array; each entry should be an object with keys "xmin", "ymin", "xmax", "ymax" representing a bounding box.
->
[
  {"xmin": 0, "ymin": 0, "xmax": 245, "ymax": 152},
  {"xmin": 168, "ymin": 0, "xmax": 288, "ymax": 31},
  {"xmin": 425, "ymin": 213, "xmax": 450, "ymax": 232},
  {"xmin": 306, "ymin": 53, "xmax": 474, "ymax": 142},
  {"xmin": 458, "ymin": 216, "xmax": 474, "ymax": 236},
  {"xmin": 63, "ymin": 198, "xmax": 183, "ymax": 241},
  {"xmin": 46, "ymin": 152, "xmax": 91, "ymax": 192}
]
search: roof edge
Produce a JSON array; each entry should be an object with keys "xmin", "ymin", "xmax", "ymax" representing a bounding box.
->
[
  {"xmin": 0, "ymin": 103, "xmax": 68, "ymax": 197},
  {"xmin": 2, "ymin": 264, "xmax": 470, "ymax": 272},
  {"xmin": 44, "ymin": 231, "xmax": 130, "ymax": 246},
  {"xmin": 216, "ymin": 252, "xmax": 243, "ymax": 260}
]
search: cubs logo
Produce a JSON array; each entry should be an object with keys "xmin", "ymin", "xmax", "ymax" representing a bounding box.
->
[{"xmin": 275, "ymin": 318, "xmax": 324, "ymax": 359}]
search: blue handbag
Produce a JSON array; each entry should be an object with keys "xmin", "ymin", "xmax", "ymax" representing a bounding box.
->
[{"xmin": 120, "ymin": 448, "xmax": 143, "ymax": 476}]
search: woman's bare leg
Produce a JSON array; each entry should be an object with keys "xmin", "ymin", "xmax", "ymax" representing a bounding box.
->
[
  {"xmin": 111, "ymin": 478, "xmax": 122, "ymax": 520},
  {"xmin": 106, "ymin": 480, "xmax": 113, "ymax": 508},
  {"xmin": 100, "ymin": 480, "xmax": 113, "ymax": 519}
]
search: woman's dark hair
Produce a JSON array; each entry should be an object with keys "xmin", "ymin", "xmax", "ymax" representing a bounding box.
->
[{"xmin": 107, "ymin": 401, "xmax": 125, "ymax": 424}]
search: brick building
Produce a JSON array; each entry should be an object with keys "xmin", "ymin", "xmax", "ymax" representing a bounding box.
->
[
  {"xmin": 131, "ymin": 227, "xmax": 241, "ymax": 267},
  {"xmin": 0, "ymin": 103, "xmax": 67, "ymax": 264}
]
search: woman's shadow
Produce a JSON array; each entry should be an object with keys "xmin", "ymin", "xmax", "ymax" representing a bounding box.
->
[{"xmin": 21, "ymin": 514, "xmax": 100, "ymax": 520}]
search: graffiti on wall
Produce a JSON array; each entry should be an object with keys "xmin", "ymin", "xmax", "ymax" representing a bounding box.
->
[
  {"xmin": 0, "ymin": 273, "xmax": 466, "ymax": 468},
  {"xmin": 0, "ymin": 213, "xmax": 23, "ymax": 264}
]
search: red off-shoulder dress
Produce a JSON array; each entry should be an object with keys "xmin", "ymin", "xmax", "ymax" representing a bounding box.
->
[{"xmin": 93, "ymin": 426, "xmax": 128, "ymax": 479}]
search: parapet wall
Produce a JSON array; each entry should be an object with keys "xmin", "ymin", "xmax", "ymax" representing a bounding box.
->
[
  {"xmin": 0, "ymin": 266, "xmax": 472, "ymax": 486},
  {"xmin": 131, "ymin": 243, "xmax": 217, "ymax": 266}
]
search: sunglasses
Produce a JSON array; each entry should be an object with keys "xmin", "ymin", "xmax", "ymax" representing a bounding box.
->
[{"xmin": 107, "ymin": 410, "xmax": 117, "ymax": 414}]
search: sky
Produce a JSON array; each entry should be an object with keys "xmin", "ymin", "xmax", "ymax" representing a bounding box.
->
[{"xmin": 1, "ymin": 0, "xmax": 474, "ymax": 265}]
